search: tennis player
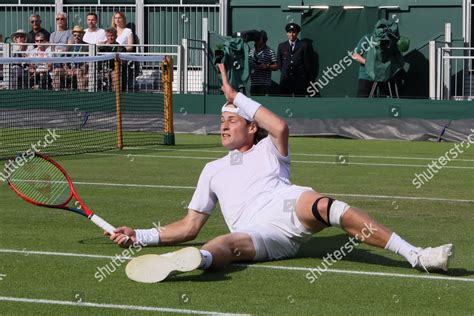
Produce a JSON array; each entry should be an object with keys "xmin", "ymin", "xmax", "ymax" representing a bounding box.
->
[{"xmin": 111, "ymin": 64, "xmax": 453, "ymax": 283}]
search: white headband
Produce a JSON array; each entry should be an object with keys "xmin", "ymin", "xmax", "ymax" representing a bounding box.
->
[{"xmin": 221, "ymin": 102, "xmax": 253, "ymax": 121}]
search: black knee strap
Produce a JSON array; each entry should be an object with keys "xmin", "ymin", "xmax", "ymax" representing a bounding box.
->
[{"xmin": 311, "ymin": 197, "xmax": 334, "ymax": 227}]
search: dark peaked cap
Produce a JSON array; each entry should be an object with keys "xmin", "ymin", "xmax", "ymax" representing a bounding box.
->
[{"xmin": 285, "ymin": 23, "xmax": 301, "ymax": 33}]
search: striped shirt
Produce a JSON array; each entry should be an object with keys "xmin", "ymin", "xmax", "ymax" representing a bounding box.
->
[{"xmin": 249, "ymin": 46, "xmax": 277, "ymax": 86}]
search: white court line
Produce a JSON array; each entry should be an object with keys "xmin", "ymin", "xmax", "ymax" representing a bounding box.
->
[
  {"xmin": 86, "ymin": 153, "xmax": 474, "ymax": 170},
  {"xmin": 6, "ymin": 179, "xmax": 473, "ymax": 203},
  {"xmin": 0, "ymin": 296, "xmax": 248, "ymax": 315},
  {"xmin": 70, "ymin": 180, "xmax": 474, "ymax": 204},
  {"xmin": 235, "ymin": 264, "xmax": 474, "ymax": 283},
  {"xmin": 0, "ymin": 248, "xmax": 472, "ymax": 283},
  {"xmin": 125, "ymin": 147, "xmax": 474, "ymax": 163}
]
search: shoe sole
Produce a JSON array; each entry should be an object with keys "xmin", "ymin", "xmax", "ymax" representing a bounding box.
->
[{"xmin": 126, "ymin": 247, "xmax": 202, "ymax": 283}]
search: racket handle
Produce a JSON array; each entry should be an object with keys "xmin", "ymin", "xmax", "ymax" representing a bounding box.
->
[{"xmin": 90, "ymin": 214, "xmax": 116, "ymax": 235}]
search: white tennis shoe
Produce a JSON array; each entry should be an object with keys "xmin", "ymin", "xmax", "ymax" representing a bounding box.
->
[
  {"xmin": 410, "ymin": 244, "xmax": 453, "ymax": 272},
  {"xmin": 126, "ymin": 247, "xmax": 202, "ymax": 283}
]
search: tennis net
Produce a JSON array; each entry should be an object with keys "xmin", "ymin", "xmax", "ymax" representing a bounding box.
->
[{"xmin": 0, "ymin": 53, "xmax": 174, "ymax": 159}]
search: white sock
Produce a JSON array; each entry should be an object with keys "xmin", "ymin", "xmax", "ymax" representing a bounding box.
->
[
  {"xmin": 385, "ymin": 233, "xmax": 419, "ymax": 266},
  {"xmin": 198, "ymin": 249, "xmax": 213, "ymax": 270}
]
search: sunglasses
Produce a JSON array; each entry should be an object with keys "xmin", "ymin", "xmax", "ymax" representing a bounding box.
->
[
  {"xmin": 72, "ymin": 33, "xmax": 83, "ymax": 37},
  {"xmin": 56, "ymin": 17, "xmax": 66, "ymax": 21},
  {"xmin": 30, "ymin": 20, "xmax": 41, "ymax": 24}
]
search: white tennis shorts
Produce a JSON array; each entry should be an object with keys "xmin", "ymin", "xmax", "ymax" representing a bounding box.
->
[{"xmin": 235, "ymin": 185, "xmax": 315, "ymax": 261}]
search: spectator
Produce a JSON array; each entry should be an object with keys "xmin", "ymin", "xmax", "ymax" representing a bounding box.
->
[
  {"xmin": 27, "ymin": 14, "xmax": 50, "ymax": 44},
  {"xmin": 11, "ymin": 29, "xmax": 29, "ymax": 56},
  {"xmin": 50, "ymin": 12, "xmax": 72, "ymax": 90},
  {"xmin": 111, "ymin": 11, "xmax": 134, "ymax": 52},
  {"xmin": 50, "ymin": 12, "xmax": 72, "ymax": 53},
  {"xmin": 249, "ymin": 30, "xmax": 278, "ymax": 96},
  {"xmin": 98, "ymin": 28, "xmax": 126, "ymax": 91},
  {"xmin": 10, "ymin": 29, "xmax": 29, "ymax": 89},
  {"xmin": 352, "ymin": 33, "xmax": 375, "ymax": 97},
  {"xmin": 99, "ymin": 28, "xmax": 126, "ymax": 53},
  {"xmin": 277, "ymin": 23, "xmax": 314, "ymax": 96},
  {"xmin": 84, "ymin": 12, "xmax": 106, "ymax": 44},
  {"xmin": 66, "ymin": 25, "xmax": 88, "ymax": 91},
  {"xmin": 28, "ymin": 33, "xmax": 52, "ymax": 90}
]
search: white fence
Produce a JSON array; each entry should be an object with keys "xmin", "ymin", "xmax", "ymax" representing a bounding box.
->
[
  {"xmin": 0, "ymin": 40, "xmax": 207, "ymax": 94},
  {"xmin": 0, "ymin": 0, "xmax": 224, "ymax": 46}
]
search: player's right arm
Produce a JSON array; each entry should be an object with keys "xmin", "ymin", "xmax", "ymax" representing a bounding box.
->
[
  {"xmin": 110, "ymin": 209, "xmax": 209, "ymax": 247},
  {"xmin": 218, "ymin": 63, "xmax": 289, "ymax": 156}
]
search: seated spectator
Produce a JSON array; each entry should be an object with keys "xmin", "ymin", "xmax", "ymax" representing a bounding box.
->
[
  {"xmin": 84, "ymin": 12, "xmax": 106, "ymax": 44},
  {"xmin": 28, "ymin": 33, "xmax": 52, "ymax": 90},
  {"xmin": 111, "ymin": 11, "xmax": 134, "ymax": 52},
  {"xmin": 11, "ymin": 29, "xmax": 29, "ymax": 56},
  {"xmin": 27, "ymin": 14, "xmax": 50, "ymax": 44},
  {"xmin": 98, "ymin": 27, "xmax": 126, "ymax": 53},
  {"xmin": 65, "ymin": 25, "xmax": 88, "ymax": 91},
  {"xmin": 98, "ymin": 28, "xmax": 126, "ymax": 91},
  {"xmin": 10, "ymin": 29, "xmax": 30, "ymax": 89}
]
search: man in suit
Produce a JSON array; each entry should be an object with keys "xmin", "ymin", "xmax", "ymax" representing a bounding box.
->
[{"xmin": 277, "ymin": 23, "xmax": 315, "ymax": 96}]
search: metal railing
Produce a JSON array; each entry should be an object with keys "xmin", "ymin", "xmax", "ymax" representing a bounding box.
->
[
  {"xmin": 182, "ymin": 38, "xmax": 207, "ymax": 94},
  {"xmin": 435, "ymin": 47, "xmax": 474, "ymax": 100},
  {"xmin": 0, "ymin": 41, "xmax": 210, "ymax": 94},
  {"xmin": 0, "ymin": 0, "xmax": 221, "ymax": 46}
]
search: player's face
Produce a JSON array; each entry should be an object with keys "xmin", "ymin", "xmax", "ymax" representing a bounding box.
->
[{"xmin": 220, "ymin": 112, "xmax": 255, "ymax": 151}]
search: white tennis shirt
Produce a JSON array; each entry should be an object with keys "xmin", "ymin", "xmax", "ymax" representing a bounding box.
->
[{"xmin": 189, "ymin": 137, "xmax": 293, "ymax": 231}]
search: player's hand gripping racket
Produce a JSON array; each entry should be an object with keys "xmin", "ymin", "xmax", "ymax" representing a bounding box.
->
[{"xmin": 7, "ymin": 153, "xmax": 123, "ymax": 238}]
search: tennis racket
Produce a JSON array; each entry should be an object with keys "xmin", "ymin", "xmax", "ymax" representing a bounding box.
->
[{"xmin": 7, "ymin": 153, "xmax": 119, "ymax": 236}]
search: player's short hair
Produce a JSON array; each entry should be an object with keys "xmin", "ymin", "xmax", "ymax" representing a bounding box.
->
[
  {"xmin": 245, "ymin": 120, "xmax": 268, "ymax": 144},
  {"xmin": 254, "ymin": 127, "xmax": 268, "ymax": 144}
]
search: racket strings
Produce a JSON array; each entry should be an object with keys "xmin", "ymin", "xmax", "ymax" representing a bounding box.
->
[{"xmin": 9, "ymin": 156, "xmax": 71, "ymax": 206}]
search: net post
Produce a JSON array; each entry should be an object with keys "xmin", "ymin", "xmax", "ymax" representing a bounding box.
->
[
  {"xmin": 162, "ymin": 56, "xmax": 175, "ymax": 145},
  {"xmin": 115, "ymin": 56, "xmax": 124, "ymax": 149}
]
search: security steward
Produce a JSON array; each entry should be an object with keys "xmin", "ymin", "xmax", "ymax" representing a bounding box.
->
[{"xmin": 277, "ymin": 23, "xmax": 314, "ymax": 96}]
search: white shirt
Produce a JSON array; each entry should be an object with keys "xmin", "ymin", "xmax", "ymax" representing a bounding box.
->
[
  {"xmin": 84, "ymin": 28, "xmax": 106, "ymax": 44},
  {"xmin": 116, "ymin": 28, "xmax": 132, "ymax": 45},
  {"xmin": 188, "ymin": 137, "xmax": 292, "ymax": 232}
]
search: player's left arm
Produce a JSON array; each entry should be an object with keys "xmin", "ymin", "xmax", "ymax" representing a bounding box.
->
[{"xmin": 218, "ymin": 63, "xmax": 289, "ymax": 156}]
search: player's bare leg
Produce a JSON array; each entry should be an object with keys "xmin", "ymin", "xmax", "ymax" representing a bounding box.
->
[
  {"xmin": 201, "ymin": 233, "xmax": 256, "ymax": 268},
  {"xmin": 296, "ymin": 191, "xmax": 453, "ymax": 272},
  {"xmin": 125, "ymin": 233, "xmax": 256, "ymax": 283}
]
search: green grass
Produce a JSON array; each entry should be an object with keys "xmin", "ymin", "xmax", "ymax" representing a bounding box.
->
[{"xmin": 0, "ymin": 134, "xmax": 473, "ymax": 315}]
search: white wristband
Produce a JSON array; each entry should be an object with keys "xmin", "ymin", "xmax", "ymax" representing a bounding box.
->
[
  {"xmin": 135, "ymin": 228, "xmax": 160, "ymax": 247},
  {"xmin": 233, "ymin": 92, "xmax": 262, "ymax": 120}
]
